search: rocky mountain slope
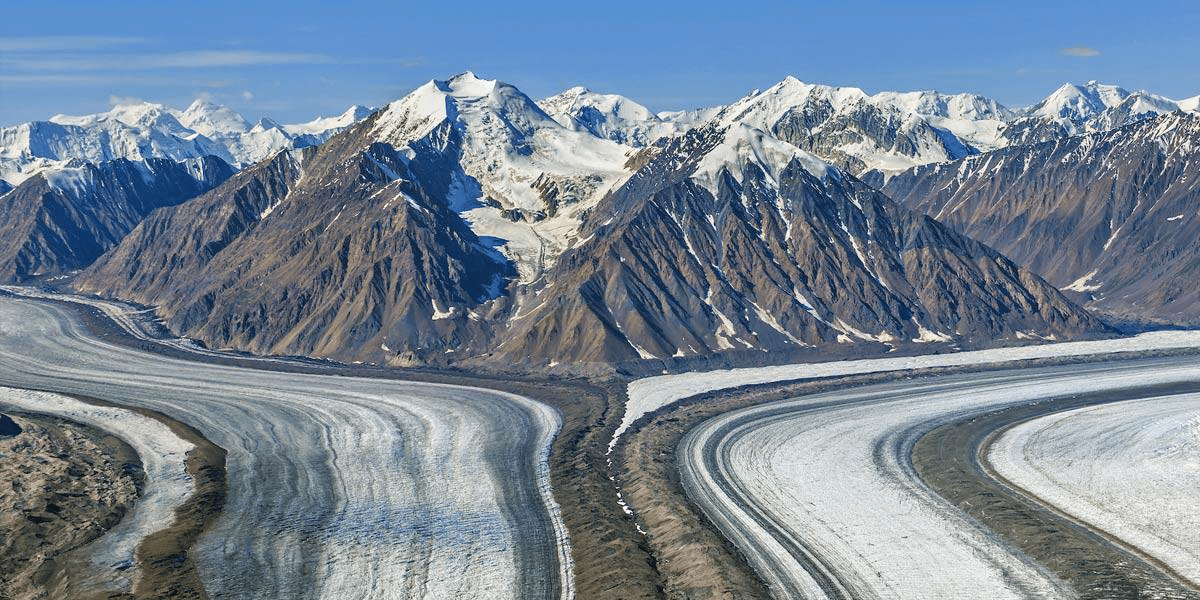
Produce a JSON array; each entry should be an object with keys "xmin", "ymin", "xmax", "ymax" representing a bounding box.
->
[
  {"xmin": 0, "ymin": 156, "xmax": 233, "ymax": 281},
  {"xmin": 490, "ymin": 124, "xmax": 1108, "ymax": 365},
  {"xmin": 0, "ymin": 100, "xmax": 369, "ymax": 186},
  {"xmin": 884, "ymin": 111, "xmax": 1200, "ymax": 325},
  {"xmin": 74, "ymin": 74, "xmax": 1109, "ymax": 367}
]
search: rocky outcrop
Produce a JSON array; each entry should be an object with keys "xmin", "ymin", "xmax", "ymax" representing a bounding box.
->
[
  {"xmin": 0, "ymin": 156, "xmax": 233, "ymax": 282},
  {"xmin": 885, "ymin": 111, "xmax": 1200, "ymax": 325},
  {"xmin": 0, "ymin": 414, "xmax": 19, "ymax": 437}
]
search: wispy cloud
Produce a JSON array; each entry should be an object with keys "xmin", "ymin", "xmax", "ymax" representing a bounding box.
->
[
  {"xmin": 0, "ymin": 36, "xmax": 148, "ymax": 52},
  {"xmin": 0, "ymin": 74, "xmax": 183, "ymax": 86},
  {"xmin": 1061, "ymin": 46, "xmax": 1100, "ymax": 57},
  {"xmin": 108, "ymin": 95, "xmax": 148, "ymax": 107},
  {"xmin": 192, "ymin": 79, "xmax": 234, "ymax": 88},
  {"xmin": 2, "ymin": 50, "xmax": 337, "ymax": 71}
]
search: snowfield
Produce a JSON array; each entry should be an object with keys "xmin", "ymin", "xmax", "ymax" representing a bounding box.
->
[
  {"xmin": 0, "ymin": 387, "xmax": 194, "ymax": 593},
  {"xmin": 0, "ymin": 292, "xmax": 570, "ymax": 600},
  {"xmin": 989, "ymin": 393, "xmax": 1200, "ymax": 587},
  {"xmin": 617, "ymin": 331, "xmax": 1200, "ymax": 451},
  {"xmin": 679, "ymin": 358, "xmax": 1200, "ymax": 599}
]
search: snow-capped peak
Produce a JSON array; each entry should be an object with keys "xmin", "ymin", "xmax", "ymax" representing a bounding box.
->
[
  {"xmin": 1028, "ymin": 81, "xmax": 1131, "ymax": 120},
  {"xmin": 374, "ymin": 72, "xmax": 559, "ymax": 147},
  {"xmin": 538, "ymin": 85, "xmax": 666, "ymax": 146},
  {"xmin": 443, "ymin": 71, "xmax": 499, "ymax": 96},
  {"xmin": 3, "ymin": 99, "xmax": 370, "ymax": 184},
  {"xmin": 178, "ymin": 99, "xmax": 251, "ymax": 137},
  {"xmin": 372, "ymin": 73, "xmax": 637, "ymax": 282},
  {"xmin": 710, "ymin": 77, "xmax": 869, "ymax": 131},
  {"xmin": 50, "ymin": 101, "xmax": 186, "ymax": 133},
  {"xmin": 252, "ymin": 117, "xmax": 283, "ymax": 132},
  {"xmin": 282, "ymin": 105, "xmax": 374, "ymax": 137}
]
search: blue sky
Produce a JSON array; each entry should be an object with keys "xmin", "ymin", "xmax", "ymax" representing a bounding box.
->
[{"xmin": 2, "ymin": 0, "xmax": 1198, "ymax": 125}]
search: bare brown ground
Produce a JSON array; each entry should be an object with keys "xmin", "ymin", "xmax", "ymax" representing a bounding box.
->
[
  {"xmin": 0, "ymin": 413, "xmax": 141, "ymax": 600},
  {"xmin": 0, "ymin": 397, "xmax": 226, "ymax": 600}
]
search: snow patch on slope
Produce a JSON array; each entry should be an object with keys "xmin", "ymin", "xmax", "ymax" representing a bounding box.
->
[{"xmin": 692, "ymin": 123, "xmax": 832, "ymax": 195}]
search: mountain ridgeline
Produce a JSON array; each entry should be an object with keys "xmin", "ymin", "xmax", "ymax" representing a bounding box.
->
[
  {"xmin": 72, "ymin": 74, "xmax": 1111, "ymax": 368},
  {"xmin": 0, "ymin": 156, "xmax": 234, "ymax": 281}
]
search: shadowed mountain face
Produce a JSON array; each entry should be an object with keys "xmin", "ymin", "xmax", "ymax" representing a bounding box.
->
[
  {"xmin": 491, "ymin": 126, "xmax": 1109, "ymax": 366},
  {"xmin": 0, "ymin": 156, "xmax": 233, "ymax": 282},
  {"xmin": 885, "ymin": 111, "xmax": 1200, "ymax": 326},
  {"xmin": 76, "ymin": 116, "xmax": 514, "ymax": 364}
]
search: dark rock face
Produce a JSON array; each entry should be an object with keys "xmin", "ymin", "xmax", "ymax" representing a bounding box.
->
[
  {"xmin": 491, "ymin": 126, "xmax": 1109, "ymax": 366},
  {"xmin": 885, "ymin": 111, "xmax": 1200, "ymax": 325},
  {"xmin": 77, "ymin": 117, "xmax": 513, "ymax": 364},
  {"xmin": 0, "ymin": 414, "xmax": 20, "ymax": 437},
  {"xmin": 0, "ymin": 156, "xmax": 233, "ymax": 282}
]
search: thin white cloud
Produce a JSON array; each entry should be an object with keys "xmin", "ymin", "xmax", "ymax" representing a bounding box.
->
[
  {"xmin": 242, "ymin": 90, "xmax": 255, "ymax": 101},
  {"xmin": 108, "ymin": 95, "xmax": 147, "ymax": 107},
  {"xmin": 1061, "ymin": 46, "xmax": 1100, "ymax": 57},
  {"xmin": 155, "ymin": 50, "xmax": 336, "ymax": 68},
  {"xmin": 0, "ymin": 74, "xmax": 184, "ymax": 86},
  {"xmin": 1, "ymin": 50, "xmax": 337, "ymax": 71},
  {"xmin": 192, "ymin": 79, "xmax": 234, "ymax": 88},
  {"xmin": 0, "ymin": 36, "xmax": 148, "ymax": 52}
]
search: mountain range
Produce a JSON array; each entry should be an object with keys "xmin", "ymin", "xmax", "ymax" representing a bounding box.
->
[
  {"xmin": 0, "ymin": 99, "xmax": 370, "ymax": 187},
  {"xmin": 540, "ymin": 79, "xmax": 1198, "ymax": 183},
  {"xmin": 6, "ymin": 72, "xmax": 1196, "ymax": 368}
]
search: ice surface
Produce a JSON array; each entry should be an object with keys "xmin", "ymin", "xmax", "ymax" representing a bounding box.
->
[
  {"xmin": 680, "ymin": 358, "xmax": 1200, "ymax": 599},
  {"xmin": 0, "ymin": 289, "xmax": 574, "ymax": 599},
  {"xmin": 616, "ymin": 331, "xmax": 1200, "ymax": 452},
  {"xmin": 990, "ymin": 393, "xmax": 1200, "ymax": 587}
]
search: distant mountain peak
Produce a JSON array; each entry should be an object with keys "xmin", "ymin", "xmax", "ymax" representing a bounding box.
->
[
  {"xmin": 440, "ymin": 71, "xmax": 499, "ymax": 96},
  {"xmin": 1030, "ymin": 81, "xmax": 1131, "ymax": 119},
  {"xmin": 2, "ymin": 99, "xmax": 370, "ymax": 184},
  {"xmin": 178, "ymin": 98, "xmax": 252, "ymax": 137}
]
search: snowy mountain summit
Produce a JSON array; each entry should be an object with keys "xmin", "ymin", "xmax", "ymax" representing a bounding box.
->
[
  {"xmin": 538, "ymin": 77, "xmax": 1198, "ymax": 180},
  {"xmin": 370, "ymin": 71, "xmax": 635, "ymax": 281},
  {"xmin": 0, "ymin": 100, "xmax": 372, "ymax": 186}
]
